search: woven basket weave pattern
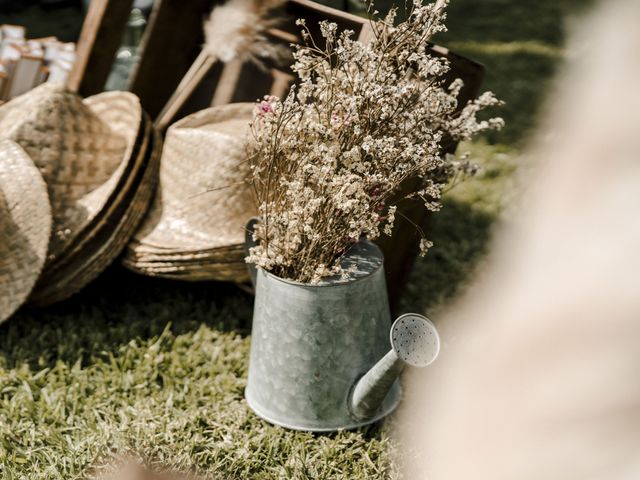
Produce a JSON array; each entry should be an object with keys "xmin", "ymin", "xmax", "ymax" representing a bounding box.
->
[
  {"xmin": 124, "ymin": 103, "xmax": 256, "ymax": 282},
  {"xmin": 0, "ymin": 84, "xmax": 141, "ymax": 264},
  {"xmin": 136, "ymin": 104, "xmax": 256, "ymax": 250},
  {"xmin": 0, "ymin": 140, "xmax": 51, "ymax": 322},
  {"xmin": 32, "ymin": 120, "xmax": 161, "ymax": 305}
]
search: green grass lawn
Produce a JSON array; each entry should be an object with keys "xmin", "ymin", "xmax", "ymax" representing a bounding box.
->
[{"xmin": 0, "ymin": 1, "xmax": 587, "ymax": 478}]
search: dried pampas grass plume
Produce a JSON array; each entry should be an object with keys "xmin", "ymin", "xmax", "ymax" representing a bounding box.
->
[
  {"xmin": 203, "ymin": 0, "xmax": 289, "ymax": 65},
  {"xmin": 155, "ymin": 0, "xmax": 289, "ymax": 130}
]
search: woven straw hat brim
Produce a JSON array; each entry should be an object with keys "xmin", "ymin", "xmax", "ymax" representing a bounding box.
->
[
  {"xmin": 122, "ymin": 242, "xmax": 248, "ymax": 282},
  {"xmin": 126, "ymin": 246, "xmax": 245, "ymax": 261},
  {"xmin": 123, "ymin": 254, "xmax": 249, "ymax": 280},
  {"xmin": 122, "ymin": 260, "xmax": 249, "ymax": 282},
  {"xmin": 41, "ymin": 110, "xmax": 149, "ymax": 279},
  {"xmin": 65, "ymin": 92, "xmax": 144, "ymax": 250},
  {"xmin": 122, "ymin": 262, "xmax": 249, "ymax": 282},
  {"xmin": 39, "ymin": 126, "xmax": 161, "ymax": 305},
  {"xmin": 0, "ymin": 84, "xmax": 142, "ymax": 264},
  {"xmin": 128, "ymin": 254, "xmax": 245, "ymax": 265},
  {"xmin": 124, "ymin": 259, "xmax": 247, "ymax": 270},
  {"xmin": 131, "ymin": 103, "xmax": 257, "ymax": 254},
  {"xmin": 123, "ymin": 235, "xmax": 248, "ymax": 282},
  {"xmin": 127, "ymin": 255, "xmax": 244, "ymax": 266},
  {"xmin": 52, "ymin": 90, "xmax": 142, "ymax": 262},
  {"xmin": 31, "ymin": 119, "xmax": 160, "ymax": 306},
  {"xmin": 127, "ymin": 257, "xmax": 245, "ymax": 270},
  {"xmin": 126, "ymin": 243, "xmax": 244, "ymax": 260},
  {"xmin": 0, "ymin": 140, "xmax": 52, "ymax": 323}
]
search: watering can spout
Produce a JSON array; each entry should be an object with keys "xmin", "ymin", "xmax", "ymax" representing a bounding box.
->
[{"xmin": 349, "ymin": 314, "xmax": 440, "ymax": 422}]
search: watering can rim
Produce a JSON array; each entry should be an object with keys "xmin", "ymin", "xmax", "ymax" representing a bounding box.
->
[{"xmin": 255, "ymin": 240, "xmax": 385, "ymax": 289}]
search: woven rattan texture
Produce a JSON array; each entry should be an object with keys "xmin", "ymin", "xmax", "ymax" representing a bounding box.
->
[
  {"xmin": 133, "ymin": 103, "xmax": 256, "ymax": 250},
  {"xmin": 124, "ymin": 103, "xmax": 256, "ymax": 282},
  {"xmin": 41, "ymin": 106, "xmax": 146, "ymax": 280},
  {"xmin": 0, "ymin": 84, "xmax": 140, "ymax": 263},
  {"xmin": 0, "ymin": 140, "xmax": 51, "ymax": 322},
  {"xmin": 31, "ymin": 118, "xmax": 160, "ymax": 305}
]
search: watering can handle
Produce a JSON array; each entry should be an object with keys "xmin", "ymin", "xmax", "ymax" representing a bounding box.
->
[{"xmin": 244, "ymin": 217, "xmax": 260, "ymax": 289}]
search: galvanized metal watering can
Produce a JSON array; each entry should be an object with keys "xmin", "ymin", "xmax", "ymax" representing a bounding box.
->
[{"xmin": 245, "ymin": 219, "xmax": 440, "ymax": 431}]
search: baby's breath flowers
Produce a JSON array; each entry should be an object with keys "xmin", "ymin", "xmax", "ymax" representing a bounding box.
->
[{"xmin": 246, "ymin": 0, "xmax": 503, "ymax": 283}]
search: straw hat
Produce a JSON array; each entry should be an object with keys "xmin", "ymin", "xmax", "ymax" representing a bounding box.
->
[
  {"xmin": 0, "ymin": 83, "xmax": 142, "ymax": 265},
  {"xmin": 31, "ymin": 121, "xmax": 161, "ymax": 305},
  {"xmin": 0, "ymin": 139, "xmax": 51, "ymax": 323},
  {"xmin": 124, "ymin": 103, "xmax": 256, "ymax": 282}
]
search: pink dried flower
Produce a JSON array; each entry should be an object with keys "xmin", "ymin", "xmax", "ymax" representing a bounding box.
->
[{"xmin": 259, "ymin": 101, "xmax": 273, "ymax": 114}]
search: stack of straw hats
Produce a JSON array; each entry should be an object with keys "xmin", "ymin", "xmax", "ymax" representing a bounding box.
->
[
  {"xmin": 0, "ymin": 83, "xmax": 159, "ymax": 315},
  {"xmin": 123, "ymin": 103, "xmax": 256, "ymax": 282}
]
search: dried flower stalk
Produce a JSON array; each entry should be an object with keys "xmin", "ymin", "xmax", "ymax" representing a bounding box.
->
[{"xmin": 246, "ymin": 0, "xmax": 504, "ymax": 283}]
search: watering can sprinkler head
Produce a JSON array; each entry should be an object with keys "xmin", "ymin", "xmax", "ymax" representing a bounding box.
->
[
  {"xmin": 390, "ymin": 313, "xmax": 440, "ymax": 367},
  {"xmin": 349, "ymin": 313, "xmax": 440, "ymax": 421}
]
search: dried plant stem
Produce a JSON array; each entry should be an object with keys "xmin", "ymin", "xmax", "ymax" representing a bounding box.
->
[{"xmin": 246, "ymin": 1, "xmax": 503, "ymax": 283}]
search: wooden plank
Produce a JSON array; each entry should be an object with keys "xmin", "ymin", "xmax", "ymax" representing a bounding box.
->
[
  {"xmin": 270, "ymin": 68, "xmax": 295, "ymax": 98},
  {"xmin": 174, "ymin": 60, "xmax": 224, "ymax": 123},
  {"xmin": 230, "ymin": 61, "xmax": 283, "ymax": 104},
  {"xmin": 128, "ymin": 0, "xmax": 219, "ymax": 119},
  {"xmin": 155, "ymin": 50, "xmax": 215, "ymax": 131},
  {"xmin": 282, "ymin": 0, "xmax": 370, "ymax": 48},
  {"xmin": 66, "ymin": 0, "xmax": 134, "ymax": 96},
  {"xmin": 211, "ymin": 58, "xmax": 244, "ymax": 106},
  {"xmin": 286, "ymin": 0, "xmax": 368, "ymax": 35}
]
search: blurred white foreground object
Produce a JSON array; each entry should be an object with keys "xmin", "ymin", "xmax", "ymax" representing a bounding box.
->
[{"xmin": 398, "ymin": 0, "xmax": 640, "ymax": 479}]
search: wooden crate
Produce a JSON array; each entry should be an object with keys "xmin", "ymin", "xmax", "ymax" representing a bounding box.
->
[{"xmin": 68, "ymin": 0, "xmax": 484, "ymax": 312}]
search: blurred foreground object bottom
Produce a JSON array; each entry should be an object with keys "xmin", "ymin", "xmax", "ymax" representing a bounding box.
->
[{"xmin": 398, "ymin": 0, "xmax": 640, "ymax": 479}]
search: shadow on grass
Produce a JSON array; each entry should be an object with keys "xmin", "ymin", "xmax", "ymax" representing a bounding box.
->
[
  {"xmin": 400, "ymin": 198, "xmax": 497, "ymax": 316},
  {"xmin": 0, "ymin": 267, "xmax": 254, "ymax": 370}
]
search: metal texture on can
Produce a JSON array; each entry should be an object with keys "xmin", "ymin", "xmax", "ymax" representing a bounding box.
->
[{"xmin": 245, "ymin": 241, "xmax": 401, "ymax": 431}]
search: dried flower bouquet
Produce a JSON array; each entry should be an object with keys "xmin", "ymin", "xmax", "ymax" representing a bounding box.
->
[{"xmin": 246, "ymin": 0, "xmax": 504, "ymax": 283}]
